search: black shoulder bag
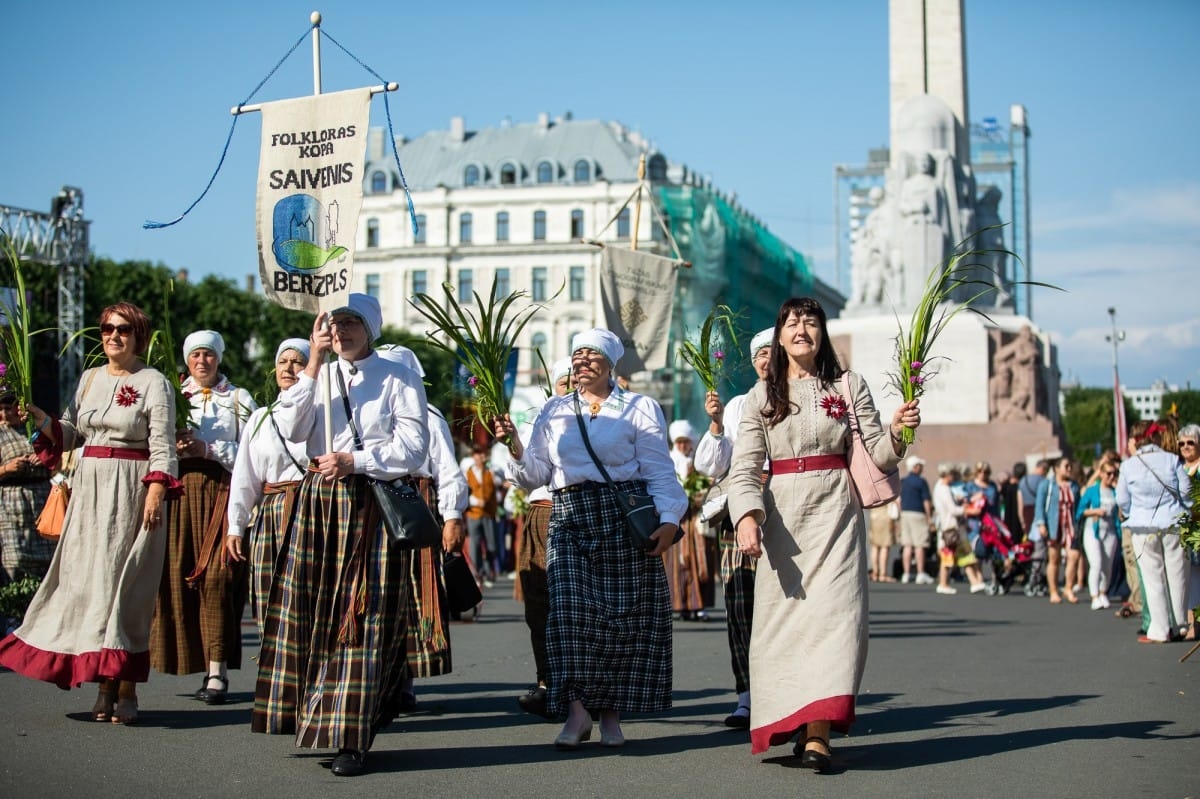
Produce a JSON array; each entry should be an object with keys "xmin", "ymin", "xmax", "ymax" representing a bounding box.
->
[
  {"xmin": 336, "ymin": 367, "xmax": 440, "ymax": 549},
  {"xmin": 572, "ymin": 391, "xmax": 676, "ymax": 551}
]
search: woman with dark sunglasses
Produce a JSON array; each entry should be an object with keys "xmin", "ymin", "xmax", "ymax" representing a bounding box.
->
[
  {"xmin": 0, "ymin": 302, "xmax": 182, "ymax": 725},
  {"xmin": 1177, "ymin": 423, "xmax": 1200, "ymax": 640},
  {"xmin": 1076, "ymin": 461, "xmax": 1122, "ymax": 609}
]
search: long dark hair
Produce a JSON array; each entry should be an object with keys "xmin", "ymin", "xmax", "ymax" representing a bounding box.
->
[{"xmin": 762, "ymin": 297, "xmax": 843, "ymax": 428}]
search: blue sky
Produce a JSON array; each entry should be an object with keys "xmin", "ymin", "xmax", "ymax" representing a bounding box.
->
[{"xmin": 4, "ymin": 0, "xmax": 1197, "ymax": 390}]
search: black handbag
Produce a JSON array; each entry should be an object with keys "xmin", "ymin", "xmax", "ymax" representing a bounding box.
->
[
  {"xmin": 337, "ymin": 368, "xmax": 440, "ymax": 549},
  {"xmin": 443, "ymin": 551, "xmax": 483, "ymax": 613},
  {"xmin": 572, "ymin": 392, "xmax": 678, "ymax": 551}
]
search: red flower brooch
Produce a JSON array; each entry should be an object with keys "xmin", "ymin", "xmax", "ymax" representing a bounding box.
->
[
  {"xmin": 820, "ymin": 394, "xmax": 848, "ymax": 420},
  {"xmin": 115, "ymin": 385, "xmax": 141, "ymax": 407}
]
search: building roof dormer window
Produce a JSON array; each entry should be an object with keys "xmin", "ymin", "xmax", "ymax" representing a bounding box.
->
[
  {"xmin": 536, "ymin": 161, "xmax": 555, "ymax": 184},
  {"xmin": 573, "ymin": 159, "xmax": 591, "ymax": 183},
  {"xmin": 464, "ymin": 164, "xmax": 481, "ymax": 187}
]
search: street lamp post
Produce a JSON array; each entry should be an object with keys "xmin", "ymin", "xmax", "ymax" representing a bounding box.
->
[{"xmin": 1106, "ymin": 306, "xmax": 1127, "ymax": 453}]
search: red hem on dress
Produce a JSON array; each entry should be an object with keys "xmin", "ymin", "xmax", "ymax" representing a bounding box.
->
[
  {"xmin": 750, "ymin": 694, "xmax": 855, "ymax": 754},
  {"xmin": 0, "ymin": 633, "xmax": 150, "ymax": 688}
]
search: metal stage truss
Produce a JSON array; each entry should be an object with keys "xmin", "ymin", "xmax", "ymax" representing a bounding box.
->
[{"xmin": 0, "ymin": 186, "xmax": 89, "ymax": 394}]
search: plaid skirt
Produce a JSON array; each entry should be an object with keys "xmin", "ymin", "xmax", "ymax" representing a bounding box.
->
[
  {"xmin": 406, "ymin": 477, "xmax": 450, "ymax": 678},
  {"xmin": 546, "ymin": 480, "xmax": 672, "ymax": 715},
  {"xmin": 0, "ymin": 482, "xmax": 54, "ymax": 583},
  {"xmin": 251, "ymin": 473, "xmax": 411, "ymax": 752},
  {"xmin": 151, "ymin": 459, "xmax": 245, "ymax": 674},
  {"xmin": 248, "ymin": 481, "xmax": 300, "ymax": 638}
]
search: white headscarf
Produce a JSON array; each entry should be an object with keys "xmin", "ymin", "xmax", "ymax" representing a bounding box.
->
[
  {"xmin": 376, "ymin": 344, "xmax": 425, "ymax": 377},
  {"xmin": 183, "ymin": 330, "xmax": 225, "ymax": 362},
  {"xmin": 571, "ymin": 328, "xmax": 624, "ymax": 368},
  {"xmin": 668, "ymin": 419, "xmax": 696, "ymax": 443},
  {"xmin": 329, "ymin": 293, "xmax": 383, "ymax": 343},
  {"xmin": 749, "ymin": 327, "xmax": 774, "ymax": 357},
  {"xmin": 550, "ymin": 357, "xmax": 572, "ymax": 383},
  {"xmin": 275, "ymin": 337, "xmax": 311, "ymax": 364}
]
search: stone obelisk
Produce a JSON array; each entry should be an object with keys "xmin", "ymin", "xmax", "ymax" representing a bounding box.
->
[{"xmin": 889, "ymin": 0, "xmax": 970, "ymax": 161}]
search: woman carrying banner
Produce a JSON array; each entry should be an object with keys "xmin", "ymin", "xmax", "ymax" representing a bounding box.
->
[
  {"xmin": 151, "ymin": 330, "xmax": 256, "ymax": 706},
  {"xmin": 252, "ymin": 294, "xmax": 430, "ymax": 778}
]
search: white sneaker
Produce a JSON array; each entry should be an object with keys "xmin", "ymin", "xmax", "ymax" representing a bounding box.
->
[
  {"xmin": 1091, "ymin": 597, "xmax": 1103, "ymax": 610},
  {"xmin": 970, "ymin": 583, "xmax": 988, "ymax": 594},
  {"xmin": 1099, "ymin": 595, "xmax": 1111, "ymax": 609},
  {"xmin": 901, "ymin": 573, "xmax": 913, "ymax": 584},
  {"xmin": 915, "ymin": 573, "xmax": 935, "ymax": 585},
  {"xmin": 936, "ymin": 585, "xmax": 957, "ymax": 595}
]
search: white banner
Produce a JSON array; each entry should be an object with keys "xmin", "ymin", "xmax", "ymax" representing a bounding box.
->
[
  {"xmin": 255, "ymin": 88, "xmax": 371, "ymax": 313},
  {"xmin": 599, "ymin": 247, "xmax": 681, "ymax": 375}
]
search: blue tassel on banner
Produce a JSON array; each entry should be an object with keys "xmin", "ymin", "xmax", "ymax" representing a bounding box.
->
[{"xmin": 143, "ymin": 26, "xmax": 312, "ymax": 230}]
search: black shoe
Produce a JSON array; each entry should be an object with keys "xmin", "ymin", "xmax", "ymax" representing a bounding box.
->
[
  {"xmin": 723, "ymin": 711, "xmax": 750, "ymax": 729},
  {"xmin": 793, "ymin": 736, "xmax": 832, "ymax": 773},
  {"xmin": 196, "ymin": 675, "xmax": 229, "ymax": 704},
  {"xmin": 331, "ymin": 749, "xmax": 366, "ymax": 777},
  {"xmin": 518, "ymin": 684, "xmax": 552, "ymax": 719},
  {"xmin": 194, "ymin": 674, "xmax": 217, "ymax": 700}
]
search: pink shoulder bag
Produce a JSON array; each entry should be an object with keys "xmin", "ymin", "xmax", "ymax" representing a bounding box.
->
[{"xmin": 841, "ymin": 373, "xmax": 901, "ymax": 509}]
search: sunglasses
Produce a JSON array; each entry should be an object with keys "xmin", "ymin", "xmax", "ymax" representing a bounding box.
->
[
  {"xmin": 100, "ymin": 323, "xmax": 134, "ymax": 336},
  {"xmin": 1180, "ymin": 440, "xmax": 1198, "ymax": 447}
]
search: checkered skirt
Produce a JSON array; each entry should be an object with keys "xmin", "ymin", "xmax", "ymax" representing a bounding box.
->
[
  {"xmin": 546, "ymin": 480, "xmax": 672, "ymax": 714},
  {"xmin": 251, "ymin": 473, "xmax": 411, "ymax": 752}
]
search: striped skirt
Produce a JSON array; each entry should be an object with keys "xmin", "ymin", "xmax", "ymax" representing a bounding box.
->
[
  {"xmin": 663, "ymin": 507, "xmax": 710, "ymax": 612},
  {"xmin": 151, "ymin": 459, "xmax": 246, "ymax": 674},
  {"xmin": 251, "ymin": 473, "xmax": 411, "ymax": 752},
  {"xmin": 546, "ymin": 480, "xmax": 672, "ymax": 715}
]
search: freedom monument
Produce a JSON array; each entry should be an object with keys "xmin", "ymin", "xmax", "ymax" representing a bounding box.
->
[{"xmin": 829, "ymin": 0, "xmax": 1064, "ymax": 470}]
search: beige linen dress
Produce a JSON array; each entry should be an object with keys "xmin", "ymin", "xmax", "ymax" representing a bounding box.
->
[{"xmin": 726, "ymin": 372, "xmax": 901, "ymax": 754}]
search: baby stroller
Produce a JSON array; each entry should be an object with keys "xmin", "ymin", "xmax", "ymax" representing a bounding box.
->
[{"xmin": 975, "ymin": 506, "xmax": 1021, "ymax": 595}]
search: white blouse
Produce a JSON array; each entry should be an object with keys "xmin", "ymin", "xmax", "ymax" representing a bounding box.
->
[
  {"xmin": 273, "ymin": 352, "xmax": 429, "ymax": 480},
  {"xmin": 693, "ymin": 392, "xmax": 749, "ymax": 479},
  {"xmin": 418, "ymin": 409, "xmax": 467, "ymax": 521},
  {"xmin": 507, "ymin": 386, "xmax": 687, "ymax": 527},
  {"xmin": 181, "ymin": 375, "xmax": 257, "ymax": 472},
  {"xmin": 226, "ymin": 405, "xmax": 309, "ymax": 534}
]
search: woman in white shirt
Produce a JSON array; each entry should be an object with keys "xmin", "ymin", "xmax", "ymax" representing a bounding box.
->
[
  {"xmin": 1117, "ymin": 419, "xmax": 1192, "ymax": 643},
  {"xmin": 151, "ymin": 330, "xmax": 256, "ymax": 705},
  {"xmin": 224, "ymin": 338, "xmax": 311, "ymax": 637},
  {"xmin": 251, "ymin": 294, "xmax": 430, "ymax": 778},
  {"xmin": 496, "ymin": 329, "xmax": 687, "ymax": 751}
]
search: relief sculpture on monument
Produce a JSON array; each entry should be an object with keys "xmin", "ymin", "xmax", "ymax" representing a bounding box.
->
[{"xmin": 989, "ymin": 325, "xmax": 1044, "ymax": 422}]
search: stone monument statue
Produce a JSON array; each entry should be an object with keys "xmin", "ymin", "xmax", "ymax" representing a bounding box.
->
[{"xmin": 896, "ymin": 151, "xmax": 951, "ymax": 307}]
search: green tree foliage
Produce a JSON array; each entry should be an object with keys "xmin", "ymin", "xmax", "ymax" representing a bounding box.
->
[
  {"xmin": 1163, "ymin": 390, "xmax": 1200, "ymax": 426},
  {"xmin": 1061, "ymin": 386, "xmax": 1139, "ymax": 466}
]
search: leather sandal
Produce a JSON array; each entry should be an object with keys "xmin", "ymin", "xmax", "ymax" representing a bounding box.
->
[
  {"xmin": 91, "ymin": 679, "xmax": 116, "ymax": 722},
  {"xmin": 112, "ymin": 682, "xmax": 138, "ymax": 725}
]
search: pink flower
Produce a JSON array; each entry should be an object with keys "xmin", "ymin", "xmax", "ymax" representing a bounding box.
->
[
  {"xmin": 0, "ymin": 363, "xmax": 7, "ymax": 377},
  {"xmin": 910, "ymin": 360, "xmax": 923, "ymax": 371},
  {"xmin": 909, "ymin": 375, "xmax": 925, "ymax": 385},
  {"xmin": 713, "ymin": 350, "xmax": 724, "ymax": 361},
  {"xmin": 467, "ymin": 375, "xmax": 479, "ymax": 387}
]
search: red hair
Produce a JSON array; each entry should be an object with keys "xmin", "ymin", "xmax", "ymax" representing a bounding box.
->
[{"xmin": 99, "ymin": 302, "xmax": 153, "ymax": 357}]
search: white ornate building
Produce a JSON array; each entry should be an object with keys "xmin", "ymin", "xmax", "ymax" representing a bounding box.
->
[{"xmin": 355, "ymin": 112, "xmax": 840, "ymax": 420}]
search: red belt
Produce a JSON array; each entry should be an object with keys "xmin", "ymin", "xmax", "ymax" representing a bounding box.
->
[
  {"xmin": 769, "ymin": 455, "xmax": 847, "ymax": 475},
  {"xmin": 82, "ymin": 446, "xmax": 150, "ymax": 461}
]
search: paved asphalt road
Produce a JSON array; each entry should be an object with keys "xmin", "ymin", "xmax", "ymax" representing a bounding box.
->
[{"xmin": 2, "ymin": 577, "xmax": 1198, "ymax": 799}]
